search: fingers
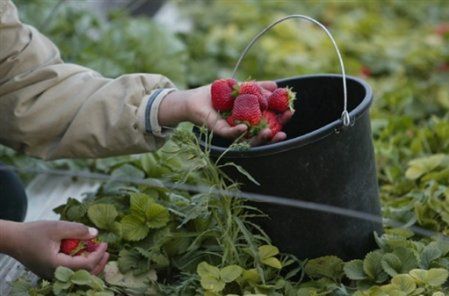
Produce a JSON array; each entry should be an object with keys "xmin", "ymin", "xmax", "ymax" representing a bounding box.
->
[
  {"xmin": 248, "ymin": 129, "xmax": 288, "ymax": 146},
  {"xmin": 257, "ymin": 80, "xmax": 277, "ymax": 91},
  {"xmin": 249, "ymin": 128, "xmax": 272, "ymax": 146},
  {"xmin": 212, "ymin": 120, "xmax": 247, "ymax": 139},
  {"xmin": 54, "ymin": 242, "xmax": 108, "ymax": 272},
  {"xmin": 279, "ymin": 110, "xmax": 294, "ymax": 125},
  {"xmin": 203, "ymin": 110, "xmax": 247, "ymax": 139},
  {"xmin": 271, "ymin": 132, "xmax": 287, "ymax": 143},
  {"xmin": 91, "ymin": 252, "xmax": 110, "ymax": 276},
  {"xmin": 54, "ymin": 221, "xmax": 98, "ymax": 240}
]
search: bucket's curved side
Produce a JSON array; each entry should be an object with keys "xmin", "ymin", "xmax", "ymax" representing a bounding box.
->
[{"xmin": 214, "ymin": 110, "xmax": 381, "ymax": 260}]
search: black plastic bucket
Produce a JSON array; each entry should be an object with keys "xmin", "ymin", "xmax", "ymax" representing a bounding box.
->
[{"xmin": 205, "ymin": 74, "xmax": 381, "ymax": 260}]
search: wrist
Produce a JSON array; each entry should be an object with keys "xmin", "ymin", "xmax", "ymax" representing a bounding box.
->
[
  {"xmin": 158, "ymin": 90, "xmax": 189, "ymax": 127},
  {"xmin": 0, "ymin": 219, "xmax": 23, "ymax": 257}
]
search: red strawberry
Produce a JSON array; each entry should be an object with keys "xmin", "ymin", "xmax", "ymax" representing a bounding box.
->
[
  {"xmin": 211, "ymin": 78, "xmax": 238, "ymax": 112},
  {"xmin": 60, "ymin": 238, "xmax": 100, "ymax": 256},
  {"xmin": 84, "ymin": 238, "xmax": 100, "ymax": 252},
  {"xmin": 226, "ymin": 115, "xmax": 236, "ymax": 126},
  {"xmin": 260, "ymin": 111, "xmax": 283, "ymax": 140},
  {"xmin": 268, "ymin": 87, "xmax": 296, "ymax": 113},
  {"xmin": 239, "ymin": 81, "xmax": 267, "ymax": 110},
  {"xmin": 258, "ymin": 95, "xmax": 268, "ymax": 111},
  {"xmin": 232, "ymin": 94, "xmax": 262, "ymax": 126},
  {"xmin": 60, "ymin": 239, "xmax": 85, "ymax": 256}
]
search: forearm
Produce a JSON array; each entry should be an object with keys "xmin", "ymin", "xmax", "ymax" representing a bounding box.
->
[
  {"xmin": 0, "ymin": 220, "xmax": 22, "ymax": 257},
  {"xmin": 0, "ymin": 0, "xmax": 176, "ymax": 159}
]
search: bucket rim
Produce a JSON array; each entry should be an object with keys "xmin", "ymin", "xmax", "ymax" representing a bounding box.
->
[{"xmin": 203, "ymin": 73, "xmax": 373, "ymax": 158}]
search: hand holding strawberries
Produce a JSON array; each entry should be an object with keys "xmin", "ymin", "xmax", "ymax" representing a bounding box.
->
[
  {"xmin": 0, "ymin": 220, "xmax": 108, "ymax": 279},
  {"xmin": 211, "ymin": 78, "xmax": 296, "ymax": 144},
  {"xmin": 158, "ymin": 80, "xmax": 294, "ymax": 146}
]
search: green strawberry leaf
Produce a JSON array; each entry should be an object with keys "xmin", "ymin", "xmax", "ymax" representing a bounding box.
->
[
  {"xmin": 88, "ymin": 276, "xmax": 106, "ymax": 291},
  {"xmin": 420, "ymin": 243, "xmax": 442, "ymax": 269},
  {"xmin": 140, "ymin": 153, "xmax": 158, "ymax": 176},
  {"xmin": 363, "ymin": 251, "xmax": 388, "ymax": 282},
  {"xmin": 87, "ymin": 204, "xmax": 118, "ymax": 230},
  {"xmin": 130, "ymin": 192, "xmax": 152, "ymax": 217},
  {"xmin": 145, "ymin": 202, "xmax": 170, "ymax": 228},
  {"xmin": 391, "ymin": 274, "xmax": 416, "ymax": 294},
  {"xmin": 305, "ymin": 256, "xmax": 344, "ymax": 281},
  {"xmin": 197, "ymin": 262, "xmax": 220, "ymax": 279},
  {"xmin": 392, "ymin": 247, "xmax": 419, "ymax": 274},
  {"xmin": 258, "ymin": 245, "xmax": 282, "ymax": 269},
  {"xmin": 117, "ymin": 249, "xmax": 142, "ymax": 274},
  {"xmin": 258, "ymin": 245, "xmax": 279, "ymax": 259},
  {"xmin": 381, "ymin": 253, "xmax": 402, "ymax": 276},
  {"xmin": 220, "ymin": 265, "xmax": 243, "ymax": 283},
  {"xmin": 104, "ymin": 262, "xmax": 124, "ymax": 286},
  {"xmin": 425, "ymin": 268, "xmax": 449, "ymax": 287},
  {"xmin": 261, "ymin": 257, "xmax": 283, "ymax": 269},
  {"xmin": 52, "ymin": 281, "xmax": 72, "ymax": 295},
  {"xmin": 344, "ymin": 260, "xmax": 367, "ymax": 280},
  {"xmin": 409, "ymin": 269, "xmax": 427, "ymax": 284},
  {"xmin": 71, "ymin": 270, "xmax": 92, "ymax": 285},
  {"xmin": 200, "ymin": 275, "xmax": 225, "ymax": 293},
  {"xmin": 242, "ymin": 268, "xmax": 260, "ymax": 284},
  {"xmin": 121, "ymin": 214, "xmax": 149, "ymax": 241},
  {"xmin": 55, "ymin": 266, "xmax": 75, "ymax": 282}
]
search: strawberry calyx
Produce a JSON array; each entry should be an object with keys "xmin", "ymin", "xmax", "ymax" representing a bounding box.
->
[
  {"xmin": 220, "ymin": 110, "xmax": 232, "ymax": 118},
  {"xmin": 231, "ymin": 85, "xmax": 240, "ymax": 98},
  {"xmin": 249, "ymin": 118, "xmax": 269, "ymax": 137},
  {"xmin": 70, "ymin": 241, "xmax": 87, "ymax": 256},
  {"xmin": 286, "ymin": 87, "xmax": 297, "ymax": 112}
]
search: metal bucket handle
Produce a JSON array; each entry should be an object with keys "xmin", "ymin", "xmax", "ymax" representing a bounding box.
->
[{"xmin": 231, "ymin": 15, "xmax": 351, "ymax": 127}]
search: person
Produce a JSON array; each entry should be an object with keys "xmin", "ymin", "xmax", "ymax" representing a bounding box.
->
[{"xmin": 0, "ymin": 0, "xmax": 292, "ymax": 279}]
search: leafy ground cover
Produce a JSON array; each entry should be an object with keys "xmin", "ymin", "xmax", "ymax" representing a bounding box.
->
[{"xmin": 3, "ymin": 0, "xmax": 449, "ymax": 295}]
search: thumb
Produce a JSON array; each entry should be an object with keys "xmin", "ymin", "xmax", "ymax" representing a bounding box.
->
[{"xmin": 54, "ymin": 221, "xmax": 98, "ymax": 240}]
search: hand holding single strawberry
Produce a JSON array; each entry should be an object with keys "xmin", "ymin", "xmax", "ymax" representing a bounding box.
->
[{"xmin": 0, "ymin": 220, "xmax": 109, "ymax": 279}]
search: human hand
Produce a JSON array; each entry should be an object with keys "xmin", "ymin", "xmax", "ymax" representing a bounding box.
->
[
  {"xmin": 159, "ymin": 81, "xmax": 293, "ymax": 146},
  {"xmin": 2, "ymin": 220, "xmax": 109, "ymax": 279}
]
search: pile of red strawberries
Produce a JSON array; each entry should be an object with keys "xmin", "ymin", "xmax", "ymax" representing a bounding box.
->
[{"xmin": 211, "ymin": 78, "xmax": 296, "ymax": 140}]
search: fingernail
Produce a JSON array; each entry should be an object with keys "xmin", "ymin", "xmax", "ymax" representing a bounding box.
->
[{"xmin": 88, "ymin": 227, "xmax": 98, "ymax": 236}]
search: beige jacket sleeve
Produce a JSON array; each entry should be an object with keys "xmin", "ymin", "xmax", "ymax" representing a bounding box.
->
[{"xmin": 0, "ymin": 0, "xmax": 176, "ymax": 160}]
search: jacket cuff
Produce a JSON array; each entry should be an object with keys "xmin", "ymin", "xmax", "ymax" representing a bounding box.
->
[{"xmin": 137, "ymin": 88, "xmax": 176, "ymax": 138}]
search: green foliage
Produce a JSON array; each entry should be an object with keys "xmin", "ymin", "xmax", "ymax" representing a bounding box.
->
[
  {"xmin": 353, "ymin": 268, "xmax": 448, "ymax": 296},
  {"xmin": 258, "ymin": 245, "xmax": 282, "ymax": 270},
  {"xmin": 305, "ymin": 256, "xmax": 344, "ymax": 282}
]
